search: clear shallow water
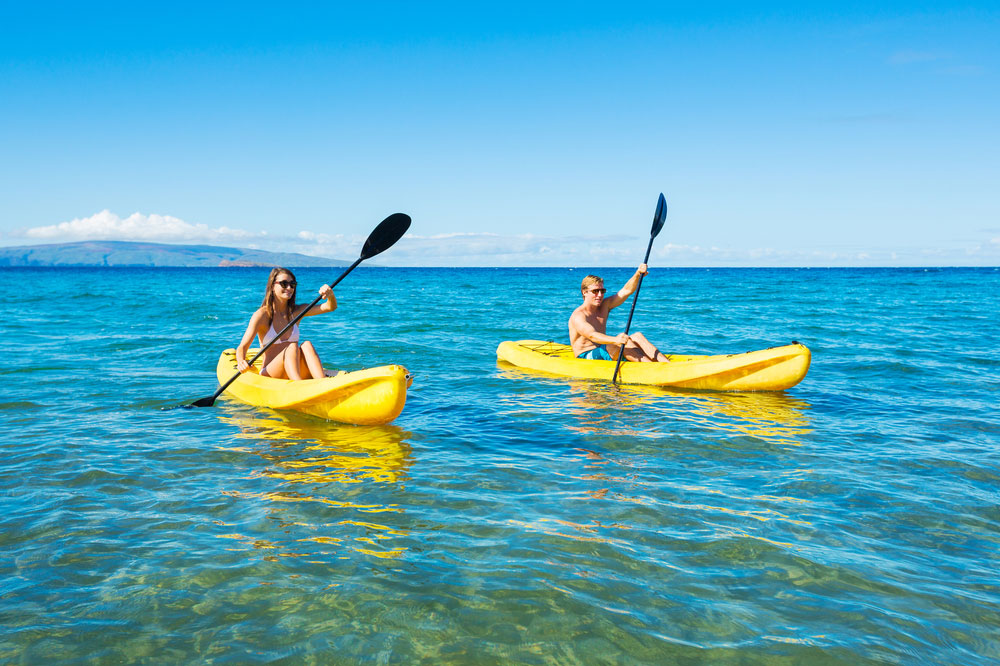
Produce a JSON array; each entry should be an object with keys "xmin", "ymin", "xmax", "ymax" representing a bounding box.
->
[{"xmin": 2, "ymin": 266, "xmax": 999, "ymax": 664}]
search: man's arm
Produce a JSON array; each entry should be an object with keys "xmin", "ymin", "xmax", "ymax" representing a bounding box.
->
[
  {"xmin": 570, "ymin": 311, "xmax": 629, "ymax": 347},
  {"xmin": 605, "ymin": 264, "xmax": 648, "ymax": 309}
]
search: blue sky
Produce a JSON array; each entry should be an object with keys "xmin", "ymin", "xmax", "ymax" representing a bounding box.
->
[{"xmin": 1, "ymin": 2, "xmax": 997, "ymax": 266}]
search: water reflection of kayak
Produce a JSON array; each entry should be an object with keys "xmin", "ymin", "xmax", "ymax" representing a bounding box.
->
[
  {"xmin": 216, "ymin": 407, "xmax": 413, "ymax": 559},
  {"xmin": 494, "ymin": 367, "xmax": 813, "ymax": 444},
  {"xmin": 219, "ymin": 407, "xmax": 413, "ymax": 486},
  {"xmin": 215, "ymin": 349, "xmax": 411, "ymax": 425},
  {"xmin": 497, "ymin": 340, "xmax": 810, "ymax": 391}
]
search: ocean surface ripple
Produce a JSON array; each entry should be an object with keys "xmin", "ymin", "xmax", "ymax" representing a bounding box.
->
[{"xmin": 2, "ymin": 266, "xmax": 998, "ymax": 664}]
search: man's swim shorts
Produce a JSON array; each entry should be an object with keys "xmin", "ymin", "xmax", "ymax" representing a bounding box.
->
[{"xmin": 577, "ymin": 345, "xmax": 613, "ymax": 361}]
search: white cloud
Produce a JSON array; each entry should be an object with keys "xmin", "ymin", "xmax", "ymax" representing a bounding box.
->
[
  {"xmin": 309, "ymin": 232, "xmax": 644, "ymax": 266},
  {"xmin": 11, "ymin": 211, "xmax": 1000, "ymax": 267},
  {"xmin": 22, "ymin": 210, "xmax": 268, "ymax": 244}
]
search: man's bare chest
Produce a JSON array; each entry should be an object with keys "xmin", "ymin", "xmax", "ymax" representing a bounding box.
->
[{"xmin": 583, "ymin": 310, "xmax": 608, "ymax": 331}]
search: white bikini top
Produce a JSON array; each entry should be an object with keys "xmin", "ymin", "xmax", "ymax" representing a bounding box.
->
[{"xmin": 260, "ymin": 321, "xmax": 299, "ymax": 346}]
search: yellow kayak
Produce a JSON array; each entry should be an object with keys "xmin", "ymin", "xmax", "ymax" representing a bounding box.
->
[
  {"xmin": 215, "ymin": 349, "xmax": 411, "ymax": 425},
  {"xmin": 496, "ymin": 340, "xmax": 810, "ymax": 391}
]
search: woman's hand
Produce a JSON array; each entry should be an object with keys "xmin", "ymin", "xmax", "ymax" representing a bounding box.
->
[
  {"xmin": 237, "ymin": 358, "xmax": 250, "ymax": 373},
  {"xmin": 306, "ymin": 283, "xmax": 337, "ymax": 316},
  {"xmin": 637, "ymin": 263, "xmax": 648, "ymax": 276}
]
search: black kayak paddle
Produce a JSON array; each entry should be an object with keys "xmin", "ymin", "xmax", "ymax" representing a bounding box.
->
[
  {"xmin": 611, "ymin": 193, "xmax": 667, "ymax": 385},
  {"xmin": 186, "ymin": 212, "xmax": 411, "ymax": 408}
]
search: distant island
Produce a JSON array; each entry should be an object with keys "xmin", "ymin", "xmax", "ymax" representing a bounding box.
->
[{"xmin": 0, "ymin": 240, "xmax": 350, "ymax": 268}]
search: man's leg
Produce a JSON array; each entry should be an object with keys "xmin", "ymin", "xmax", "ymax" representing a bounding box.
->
[{"xmin": 627, "ymin": 332, "xmax": 669, "ymax": 362}]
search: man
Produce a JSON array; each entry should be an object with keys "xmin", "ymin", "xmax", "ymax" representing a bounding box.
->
[{"xmin": 568, "ymin": 264, "xmax": 669, "ymax": 362}]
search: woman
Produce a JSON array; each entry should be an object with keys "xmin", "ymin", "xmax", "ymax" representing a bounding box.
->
[{"xmin": 235, "ymin": 267, "xmax": 336, "ymax": 380}]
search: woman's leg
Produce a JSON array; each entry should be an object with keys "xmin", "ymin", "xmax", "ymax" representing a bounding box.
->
[
  {"xmin": 299, "ymin": 340, "xmax": 325, "ymax": 379},
  {"xmin": 262, "ymin": 349, "xmax": 289, "ymax": 378},
  {"xmin": 282, "ymin": 343, "xmax": 304, "ymax": 380}
]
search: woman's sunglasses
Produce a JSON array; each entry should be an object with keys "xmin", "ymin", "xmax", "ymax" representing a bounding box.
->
[{"xmin": 276, "ymin": 280, "xmax": 297, "ymax": 289}]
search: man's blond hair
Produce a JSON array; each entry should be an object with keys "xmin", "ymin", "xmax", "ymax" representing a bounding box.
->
[{"xmin": 580, "ymin": 275, "xmax": 603, "ymax": 293}]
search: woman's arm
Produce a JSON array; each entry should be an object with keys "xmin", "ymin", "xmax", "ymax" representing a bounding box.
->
[
  {"xmin": 300, "ymin": 284, "xmax": 337, "ymax": 317},
  {"xmin": 235, "ymin": 309, "xmax": 265, "ymax": 372}
]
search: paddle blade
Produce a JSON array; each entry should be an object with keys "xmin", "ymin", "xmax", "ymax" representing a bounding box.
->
[
  {"xmin": 650, "ymin": 193, "xmax": 667, "ymax": 238},
  {"xmin": 361, "ymin": 213, "xmax": 411, "ymax": 260},
  {"xmin": 188, "ymin": 395, "xmax": 216, "ymax": 408}
]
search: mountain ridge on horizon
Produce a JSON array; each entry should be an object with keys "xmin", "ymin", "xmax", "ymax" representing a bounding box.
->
[{"xmin": 0, "ymin": 240, "xmax": 351, "ymax": 268}]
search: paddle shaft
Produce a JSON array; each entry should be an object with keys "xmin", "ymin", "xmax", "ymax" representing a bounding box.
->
[
  {"xmin": 611, "ymin": 236, "xmax": 655, "ymax": 384},
  {"xmin": 209, "ymin": 256, "xmax": 362, "ymax": 403}
]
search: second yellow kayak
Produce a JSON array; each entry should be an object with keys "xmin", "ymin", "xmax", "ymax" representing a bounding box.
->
[
  {"xmin": 496, "ymin": 340, "xmax": 810, "ymax": 391},
  {"xmin": 215, "ymin": 349, "xmax": 411, "ymax": 425}
]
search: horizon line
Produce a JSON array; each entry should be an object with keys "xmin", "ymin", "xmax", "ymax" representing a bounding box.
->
[{"xmin": 2, "ymin": 264, "xmax": 997, "ymax": 270}]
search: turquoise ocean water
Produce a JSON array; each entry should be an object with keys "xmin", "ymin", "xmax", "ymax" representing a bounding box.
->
[{"xmin": 2, "ymin": 266, "xmax": 999, "ymax": 664}]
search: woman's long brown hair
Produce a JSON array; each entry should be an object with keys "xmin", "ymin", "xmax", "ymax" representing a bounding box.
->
[{"xmin": 260, "ymin": 267, "xmax": 297, "ymax": 325}]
